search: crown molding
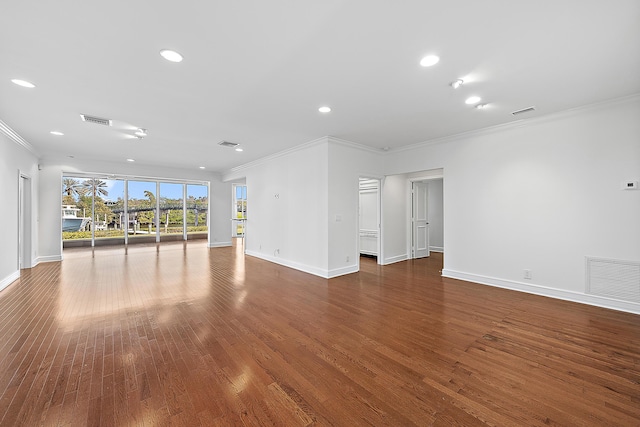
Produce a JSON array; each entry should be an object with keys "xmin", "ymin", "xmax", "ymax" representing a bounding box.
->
[
  {"xmin": 392, "ymin": 93, "xmax": 640, "ymax": 154},
  {"xmin": 223, "ymin": 136, "xmax": 329, "ymax": 178},
  {"xmin": 326, "ymin": 136, "xmax": 386, "ymax": 154},
  {"xmin": 0, "ymin": 119, "xmax": 37, "ymax": 155},
  {"xmin": 222, "ymin": 93, "xmax": 640, "ymax": 179}
]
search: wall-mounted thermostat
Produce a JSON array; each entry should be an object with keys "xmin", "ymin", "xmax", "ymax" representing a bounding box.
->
[{"xmin": 622, "ymin": 181, "xmax": 638, "ymax": 190}]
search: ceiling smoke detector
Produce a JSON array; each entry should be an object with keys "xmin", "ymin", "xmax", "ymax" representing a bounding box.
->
[
  {"xmin": 511, "ymin": 106, "xmax": 536, "ymax": 116},
  {"xmin": 218, "ymin": 140, "xmax": 240, "ymax": 148},
  {"xmin": 80, "ymin": 114, "xmax": 112, "ymax": 126}
]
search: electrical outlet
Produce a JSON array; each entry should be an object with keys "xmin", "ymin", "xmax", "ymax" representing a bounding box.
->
[
  {"xmin": 524, "ymin": 269, "xmax": 532, "ymax": 280},
  {"xmin": 346, "ymin": 256, "xmax": 350, "ymax": 263}
]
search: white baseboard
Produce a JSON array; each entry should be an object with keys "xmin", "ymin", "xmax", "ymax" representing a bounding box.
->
[
  {"xmin": 245, "ymin": 250, "xmax": 356, "ymax": 279},
  {"xmin": 442, "ymin": 269, "xmax": 640, "ymax": 315},
  {"xmin": 429, "ymin": 246, "xmax": 444, "ymax": 253},
  {"xmin": 0, "ymin": 270, "xmax": 20, "ymax": 293},
  {"xmin": 327, "ymin": 264, "xmax": 359, "ymax": 279},
  {"xmin": 34, "ymin": 255, "xmax": 62, "ymax": 264},
  {"xmin": 383, "ymin": 254, "xmax": 408, "ymax": 265},
  {"xmin": 208, "ymin": 241, "xmax": 232, "ymax": 248}
]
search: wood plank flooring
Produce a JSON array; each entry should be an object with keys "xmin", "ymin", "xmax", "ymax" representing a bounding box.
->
[{"xmin": 0, "ymin": 240, "xmax": 638, "ymax": 426}]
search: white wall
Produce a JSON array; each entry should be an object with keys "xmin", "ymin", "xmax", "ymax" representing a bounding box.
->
[
  {"xmin": 427, "ymin": 179, "xmax": 444, "ymax": 252},
  {"xmin": 209, "ymin": 178, "xmax": 233, "ymax": 247},
  {"xmin": 381, "ymin": 173, "xmax": 408, "ymax": 264},
  {"xmin": 327, "ymin": 139, "xmax": 384, "ymax": 276},
  {"xmin": 228, "ymin": 139, "xmax": 330, "ymax": 276},
  {"xmin": 384, "ymin": 96, "xmax": 640, "ymax": 313},
  {"xmin": 223, "ymin": 137, "xmax": 383, "ymax": 278},
  {"xmin": 0, "ymin": 130, "xmax": 39, "ymax": 291}
]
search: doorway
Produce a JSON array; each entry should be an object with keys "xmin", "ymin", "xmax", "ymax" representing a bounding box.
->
[
  {"xmin": 18, "ymin": 173, "xmax": 32, "ymax": 269},
  {"xmin": 411, "ymin": 181, "xmax": 429, "ymax": 259},
  {"xmin": 358, "ymin": 177, "xmax": 382, "ymax": 265},
  {"xmin": 407, "ymin": 173, "xmax": 444, "ymax": 260}
]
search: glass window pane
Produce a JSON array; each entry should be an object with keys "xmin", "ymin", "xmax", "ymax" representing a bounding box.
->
[
  {"xmin": 160, "ymin": 183, "xmax": 184, "ymax": 239},
  {"xmin": 128, "ymin": 180, "xmax": 157, "ymax": 242},
  {"xmin": 186, "ymin": 184, "xmax": 208, "ymax": 239},
  {"xmin": 233, "ymin": 184, "xmax": 247, "ymax": 237},
  {"xmin": 62, "ymin": 176, "xmax": 91, "ymax": 243},
  {"xmin": 95, "ymin": 178, "xmax": 125, "ymax": 242}
]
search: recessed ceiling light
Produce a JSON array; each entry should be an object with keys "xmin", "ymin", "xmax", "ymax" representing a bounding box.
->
[
  {"xmin": 199, "ymin": 166, "xmax": 205, "ymax": 169},
  {"xmin": 475, "ymin": 103, "xmax": 489, "ymax": 109},
  {"xmin": 451, "ymin": 79, "xmax": 464, "ymax": 89},
  {"xmin": 160, "ymin": 49, "xmax": 183, "ymax": 63},
  {"xmin": 126, "ymin": 158, "xmax": 135, "ymax": 162},
  {"xmin": 50, "ymin": 131, "xmax": 64, "ymax": 136},
  {"xmin": 134, "ymin": 128, "xmax": 147, "ymax": 137},
  {"xmin": 11, "ymin": 79, "xmax": 35, "ymax": 88},
  {"xmin": 420, "ymin": 55, "xmax": 440, "ymax": 67},
  {"xmin": 465, "ymin": 96, "xmax": 481, "ymax": 105},
  {"xmin": 318, "ymin": 106, "xmax": 331, "ymax": 113},
  {"xmin": 235, "ymin": 148, "xmax": 243, "ymax": 152}
]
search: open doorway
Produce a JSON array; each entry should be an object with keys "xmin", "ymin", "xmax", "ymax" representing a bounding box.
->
[
  {"xmin": 408, "ymin": 176, "xmax": 443, "ymax": 259},
  {"xmin": 358, "ymin": 177, "xmax": 382, "ymax": 265},
  {"xmin": 18, "ymin": 172, "xmax": 32, "ymax": 269},
  {"xmin": 232, "ymin": 183, "xmax": 247, "ymax": 254}
]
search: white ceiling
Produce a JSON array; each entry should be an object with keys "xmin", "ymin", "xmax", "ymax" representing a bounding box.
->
[{"xmin": 2, "ymin": 1, "xmax": 639, "ymax": 173}]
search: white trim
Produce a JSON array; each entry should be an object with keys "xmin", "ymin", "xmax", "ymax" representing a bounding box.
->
[
  {"xmin": 327, "ymin": 264, "xmax": 359, "ymax": 278},
  {"xmin": 391, "ymin": 93, "xmax": 640, "ymax": 154},
  {"xmin": 225, "ymin": 136, "xmax": 329, "ymax": 176},
  {"xmin": 327, "ymin": 136, "xmax": 386, "ymax": 155},
  {"xmin": 382, "ymin": 254, "xmax": 408, "ymax": 265},
  {"xmin": 429, "ymin": 246, "xmax": 444, "ymax": 253},
  {"xmin": 224, "ymin": 135, "xmax": 384, "ymax": 178},
  {"xmin": 208, "ymin": 241, "xmax": 232, "ymax": 248},
  {"xmin": 62, "ymin": 171, "xmax": 209, "ymax": 186},
  {"xmin": 245, "ymin": 250, "xmax": 337, "ymax": 279},
  {"xmin": 0, "ymin": 271, "xmax": 20, "ymax": 293},
  {"xmin": 34, "ymin": 255, "xmax": 63, "ymax": 264},
  {"xmin": 442, "ymin": 269, "xmax": 640, "ymax": 315},
  {"xmin": 0, "ymin": 120, "xmax": 37, "ymax": 154}
]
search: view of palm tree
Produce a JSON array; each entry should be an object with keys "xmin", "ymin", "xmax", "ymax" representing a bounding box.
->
[
  {"xmin": 61, "ymin": 176, "xmax": 208, "ymax": 244},
  {"xmin": 81, "ymin": 178, "xmax": 109, "ymax": 198}
]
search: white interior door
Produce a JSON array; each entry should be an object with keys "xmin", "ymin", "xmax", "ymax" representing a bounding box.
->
[{"xmin": 412, "ymin": 181, "xmax": 429, "ymax": 259}]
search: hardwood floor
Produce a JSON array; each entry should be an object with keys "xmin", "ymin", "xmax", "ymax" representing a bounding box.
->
[{"xmin": 0, "ymin": 240, "xmax": 638, "ymax": 426}]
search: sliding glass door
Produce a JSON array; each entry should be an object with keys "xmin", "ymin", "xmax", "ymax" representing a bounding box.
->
[{"xmin": 62, "ymin": 174, "xmax": 208, "ymax": 247}]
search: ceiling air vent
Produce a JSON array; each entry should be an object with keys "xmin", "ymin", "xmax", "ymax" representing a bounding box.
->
[
  {"xmin": 80, "ymin": 114, "xmax": 112, "ymax": 126},
  {"xmin": 218, "ymin": 140, "xmax": 239, "ymax": 148},
  {"xmin": 511, "ymin": 106, "xmax": 536, "ymax": 116}
]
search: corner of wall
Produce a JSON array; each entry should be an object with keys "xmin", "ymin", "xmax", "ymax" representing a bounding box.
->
[{"xmin": 0, "ymin": 270, "xmax": 20, "ymax": 293}]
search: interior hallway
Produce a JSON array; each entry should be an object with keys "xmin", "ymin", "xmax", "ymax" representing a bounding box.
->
[{"xmin": 0, "ymin": 240, "xmax": 638, "ymax": 426}]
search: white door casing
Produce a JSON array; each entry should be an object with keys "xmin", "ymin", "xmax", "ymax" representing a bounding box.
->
[{"xmin": 412, "ymin": 181, "xmax": 429, "ymax": 259}]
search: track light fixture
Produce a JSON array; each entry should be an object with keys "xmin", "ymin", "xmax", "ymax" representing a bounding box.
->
[
  {"xmin": 134, "ymin": 128, "xmax": 147, "ymax": 139},
  {"xmin": 451, "ymin": 79, "xmax": 464, "ymax": 89}
]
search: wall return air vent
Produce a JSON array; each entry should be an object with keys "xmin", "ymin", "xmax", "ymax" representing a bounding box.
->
[
  {"xmin": 218, "ymin": 140, "xmax": 239, "ymax": 148},
  {"xmin": 511, "ymin": 106, "xmax": 536, "ymax": 116},
  {"xmin": 80, "ymin": 114, "xmax": 112, "ymax": 126}
]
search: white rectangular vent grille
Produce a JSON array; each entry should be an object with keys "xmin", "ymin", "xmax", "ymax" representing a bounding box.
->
[
  {"xmin": 80, "ymin": 114, "xmax": 112, "ymax": 126},
  {"xmin": 586, "ymin": 257, "xmax": 640, "ymax": 303},
  {"xmin": 511, "ymin": 106, "xmax": 536, "ymax": 116},
  {"xmin": 218, "ymin": 140, "xmax": 239, "ymax": 148}
]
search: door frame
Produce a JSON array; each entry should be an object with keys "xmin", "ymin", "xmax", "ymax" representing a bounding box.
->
[
  {"xmin": 407, "ymin": 173, "xmax": 443, "ymax": 260},
  {"xmin": 357, "ymin": 175, "xmax": 383, "ymax": 269},
  {"xmin": 18, "ymin": 171, "xmax": 32, "ymax": 270},
  {"xmin": 411, "ymin": 180, "xmax": 430, "ymax": 259}
]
